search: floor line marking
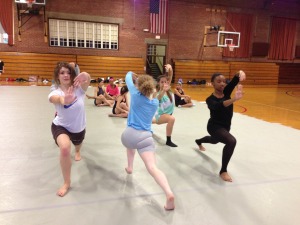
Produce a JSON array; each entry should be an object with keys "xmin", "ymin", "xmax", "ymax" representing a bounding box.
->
[{"xmin": 1, "ymin": 176, "xmax": 300, "ymax": 214}]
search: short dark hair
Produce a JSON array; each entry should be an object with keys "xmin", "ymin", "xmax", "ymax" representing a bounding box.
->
[{"xmin": 211, "ymin": 73, "xmax": 223, "ymax": 82}]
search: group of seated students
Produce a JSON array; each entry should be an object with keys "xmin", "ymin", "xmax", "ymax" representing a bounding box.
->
[
  {"xmin": 86, "ymin": 77, "xmax": 130, "ymax": 117},
  {"xmin": 86, "ymin": 78, "xmax": 115, "ymax": 107},
  {"xmin": 87, "ymin": 76, "xmax": 194, "ymax": 118}
]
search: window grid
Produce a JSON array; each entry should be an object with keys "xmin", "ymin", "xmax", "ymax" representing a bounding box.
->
[
  {"xmin": 95, "ymin": 23, "xmax": 101, "ymax": 48},
  {"xmin": 49, "ymin": 19, "xmax": 58, "ymax": 46},
  {"xmin": 68, "ymin": 21, "xmax": 76, "ymax": 47},
  {"xmin": 147, "ymin": 45, "xmax": 156, "ymax": 55},
  {"xmin": 102, "ymin": 24, "xmax": 109, "ymax": 49},
  {"xmin": 59, "ymin": 20, "xmax": 67, "ymax": 47},
  {"xmin": 49, "ymin": 19, "xmax": 118, "ymax": 50}
]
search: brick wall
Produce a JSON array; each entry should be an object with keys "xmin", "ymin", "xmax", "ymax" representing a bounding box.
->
[{"xmin": 0, "ymin": 0, "xmax": 299, "ymax": 64}]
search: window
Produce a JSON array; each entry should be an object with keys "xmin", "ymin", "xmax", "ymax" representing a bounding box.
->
[
  {"xmin": 0, "ymin": 22, "xmax": 8, "ymax": 44},
  {"xmin": 49, "ymin": 19, "xmax": 119, "ymax": 50}
]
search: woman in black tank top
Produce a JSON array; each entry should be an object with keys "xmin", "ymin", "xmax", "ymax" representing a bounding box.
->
[
  {"xmin": 86, "ymin": 79, "xmax": 114, "ymax": 107},
  {"xmin": 109, "ymin": 85, "xmax": 129, "ymax": 118},
  {"xmin": 174, "ymin": 82, "xmax": 194, "ymax": 107}
]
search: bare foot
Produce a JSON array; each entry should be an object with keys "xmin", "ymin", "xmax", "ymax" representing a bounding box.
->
[
  {"xmin": 198, "ymin": 144, "xmax": 206, "ymax": 151},
  {"xmin": 57, "ymin": 183, "xmax": 70, "ymax": 197},
  {"xmin": 75, "ymin": 151, "xmax": 81, "ymax": 161},
  {"xmin": 86, "ymin": 94, "xmax": 93, "ymax": 99},
  {"xmin": 125, "ymin": 167, "xmax": 132, "ymax": 174},
  {"xmin": 164, "ymin": 194, "xmax": 175, "ymax": 211},
  {"xmin": 220, "ymin": 172, "xmax": 233, "ymax": 182},
  {"xmin": 195, "ymin": 140, "xmax": 206, "ymax": 151}
]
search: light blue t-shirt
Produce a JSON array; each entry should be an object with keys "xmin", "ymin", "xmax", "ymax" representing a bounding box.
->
[{"xmin": 126, "ymin": 72, "xmax": 158, "ymax": 132}]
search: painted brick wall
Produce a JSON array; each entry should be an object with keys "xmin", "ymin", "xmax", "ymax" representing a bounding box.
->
[{"xmin": 1, "ymin": 0, "xmax": 299, "ymax": 63}]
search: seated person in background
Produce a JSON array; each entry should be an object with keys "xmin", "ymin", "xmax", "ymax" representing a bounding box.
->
[
  {"xmin": 0, "ymin": 60, "xmax": 4, "ymax": 75},
  {"xmin": 109, "ymin": 85, "xmax": 129, "ymax": 118},
  {"xmin": 86, "ymin": 78, "xmax": 114, "ymax": 107},
  {"xmin": 174, "ymin": 82, "xmax": 194, "ymax": 108},
  {"xmin": 106, "ymin": 78, "xmax": 120, "ymax": 99}
]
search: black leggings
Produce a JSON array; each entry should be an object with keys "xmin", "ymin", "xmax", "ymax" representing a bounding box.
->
[{"xmin": 196, "ymin": 126, "xmax": 236, "ymax": 174}]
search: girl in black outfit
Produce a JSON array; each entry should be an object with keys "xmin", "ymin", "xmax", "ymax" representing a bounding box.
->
[
  {"xmin": 174, "ymin": 82, "xmax": 194, "ymax": 107},
  {"xmin": 109, "ymin": 85, "xmax": 129, "ymax": 118},
  {"xmin": 195, "ymin": 70, "xmax": 246, "ymax": 182}
]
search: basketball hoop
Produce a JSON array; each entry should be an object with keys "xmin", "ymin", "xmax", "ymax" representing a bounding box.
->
[
  {"xmin": 227, "ymin": 44, "xmax": 235, "ymax": 52},
  {"xmin": 26, "ymin": 0, "xmax": 34, "ymax": 8}
]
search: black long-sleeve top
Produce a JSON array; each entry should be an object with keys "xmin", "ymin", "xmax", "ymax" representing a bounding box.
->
[{"xmin": 206, "ymin": 74, "xmax": 240, "ymax": 130}]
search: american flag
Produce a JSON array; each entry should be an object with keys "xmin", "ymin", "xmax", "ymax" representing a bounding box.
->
[{"xmin": 150, "ymin": 0, "xmax": 168, "ymax": 34}]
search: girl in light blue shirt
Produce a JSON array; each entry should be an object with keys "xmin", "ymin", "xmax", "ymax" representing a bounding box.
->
[{"xmin": 121, "ymin": 71, "xmax": 175, "ymax": 210}]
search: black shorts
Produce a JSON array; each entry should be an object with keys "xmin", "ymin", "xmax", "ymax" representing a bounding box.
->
[
  {"xmin": 175, "ymin": 99, "xmax": 186, "ymax": 107},
  {"xmin": 51, "ymin": 123, "xmax": 86, "ymax": 146}
]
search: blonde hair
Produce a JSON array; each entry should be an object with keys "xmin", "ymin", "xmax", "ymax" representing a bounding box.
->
[{"xmin": 137, "ymin": 75, "xmax": 155, "ymax": 97}]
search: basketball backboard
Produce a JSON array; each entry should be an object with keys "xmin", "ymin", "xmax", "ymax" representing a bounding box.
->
[{"xmin": 217, "ymin": 31, "xmax": 240, "ymax": 48}]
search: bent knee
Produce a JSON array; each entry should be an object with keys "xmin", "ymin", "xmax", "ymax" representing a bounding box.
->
[
  {"xmin": 228, "ymin": 136, "xmax": 237, "ymax": 146},
  {"xmin": 169, "ymin": 115, "xmax": 175, "ymax": 123},
  {"xmin": 60, "ymin": 146, "xmax": 71, "ymax": 157}
]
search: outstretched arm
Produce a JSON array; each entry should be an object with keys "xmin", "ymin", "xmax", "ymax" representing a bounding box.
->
[
  {"xmin": 207, "ymin": 84, "xmax": 244, "ymax": 110},
  {"xmin": 87, "ymin": 86, "xmax": 102, "ymax": 99},
  {"xmin": 74, "ymin": 72, "xmax": 91, "ymax": 91},
  {"xmin": 224, "ymin": 70, "xmax": 246, "ymax": 97},
  {"xmin": 50, "ymin": 86, "xmax": 76, "ymax": 105},
  {"xmin": 125, "ymin": 71, "xmax": 139, "ymax": 94},
  {"xmin": 165, "ymin": 64, "xmax": 173, "ymax": 83},
  {"xmin": 223, "ymin": 84, "xmax": 243, "ymax": 107}
]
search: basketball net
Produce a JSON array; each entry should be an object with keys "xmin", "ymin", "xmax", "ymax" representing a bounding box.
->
[
  {"xmin": 228, "ymin": 44, "xmax": 234, "ymax": 52},
  {"xmin": 27, "ymin": 0, "xmax": 34, "ymax": 8}
]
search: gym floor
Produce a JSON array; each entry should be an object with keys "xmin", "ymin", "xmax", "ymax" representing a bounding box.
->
[{"xmin": 0, "ymin": 84, "xmax": 300, "ymax": 225}]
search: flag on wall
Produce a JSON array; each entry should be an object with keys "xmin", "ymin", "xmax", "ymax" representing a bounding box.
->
[{"xmin": 150, "ymin": 0, "xmax": 168, "ymax": 34}]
